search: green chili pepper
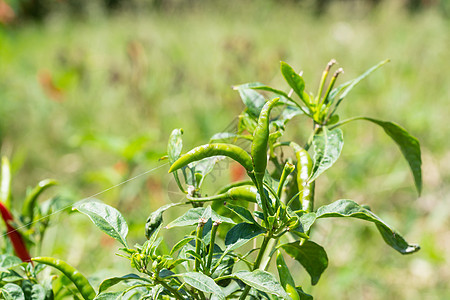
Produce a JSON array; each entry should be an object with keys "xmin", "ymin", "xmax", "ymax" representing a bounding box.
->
[
  {"xmin": 277, "ymin": 161, "xmax": 295, "ymax": 198},
  {"xmin": 22, "ymin": 179, "xmax": 57, "ymax": 225},
  {"xmin": 276, "ymin": 251, "xmax": 300, "ymax": 300},
  {"xmin": 286, "ymin": 284, "xmax": 301, "ymax": 300},
  {"xmin": 251, "ymin": 98, "xmax": 280, "ymax": 176},
  {"xmin": 290, "ymin": 142, "xmax": 313, "ymax": 212},
  {"xmin": 250, "ymin": 97, "xmax": 279, "ymax": 218},
  {"xmin": 32, "ymin": 257, "xmax": 96, "ymax": 300},
  {"xmin": 187, "ymin": 185, "xmax": 257, "ymax": 203},
  {"xmin": 168, "ymin": 143, "xmax": 253, "ymax": 174},
  {"xmin": 216, "ymin": 180, "xmax": 254, "ymax": 194}
]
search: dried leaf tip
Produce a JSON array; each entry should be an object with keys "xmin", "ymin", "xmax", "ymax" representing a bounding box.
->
[
  {"xmin": 333, "ymin": 68, "xmax": 344, "ymax": 77},
  {"xmin": 326, "ymin": 59, "xmax": 337, "ymax": 72}
]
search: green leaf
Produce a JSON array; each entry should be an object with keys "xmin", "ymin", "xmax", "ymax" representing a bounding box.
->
[
  {"xmin": 94, "ymin": 292, "xmax": 122, "ymax": 300},
  {"xmin": 166, "ymin": 207, "xmax": 205, "ymax": 228},
  {"xmin": 168, "ymin": 129, "xmax": 183, "ymax": 164},
  {"xmin": 210, "ymin": 132, "xmax": 239, "ymax": 143},
  {"xmin": 181, "ymin": 272, "xmax": 225, "ymax": 299},
  {"xmin": 166, "ymin": 206, "xmax": 235, "ymax": 229},
  {"xmin": 30, "ymin": 284, "xmax": 46, "ymax": 300},
  {"xmin": 167, "ymin": 128, "xmax": 185, "ymax": 193},
  {"xmin": 98, "ymin": 274, "xmax": 145, "ymax": 293},
  {"xmin": 359, "ymin": 118, "xmax": 422, "ymax": 195},
  {"xmin": 236, "ymin": 82, "xmax": 311, "ymax": 117},
  {"xmin": 299, "ymin": 212, "xmax": 317, "ymax": 233},
  {"xmin": 191, "ymin": 156, "xmax": 225, "ymax": 188},
  {"xmin": 22, "ymin": 178, "xmax": 58, "ymax": 223},
  {"xmin": 202, "ymin": 206, "xmax": 236, "ymax": 224},
  {"xmin": 237, "ymin": 87, "xmax": 266, "ymax": 117},
  {"xmin": 235, "ymin": 82, "xmax": 292, "ymax": 104},
  {"xmin": 238, "ymin": 112, "xmax": 258, "ymax": 134},
  {"xmin": 225, "ymin": 223, "xmax": 265, "ymax": 251},
  {"xmin": 280, "ymin": 241, "xmax": 328, "ymax": 285},
  {"xmin": 296, "ymin": 287, "xmax": 314, "ymax": 300},
  {"xmin": 1, "ymin": 283, "xmax": 25, "ymax": 300},
  {"xmin": 73, "ymin": 200, "xmax": 129, "ymax": 248},
  {"xmin": 309, "ymin": 128, "xmax": 344, "ymax": 183},
  {"xmin": 145, "ymin": 203, "xmax": 179, "ymax": 240},
  {"xmin": 225, "ymin": 204, "xmax": 259, "ymax": 226},
  {"xmin": 170, "ymin": 237, "xmax": 195, "ymax": 256},
  {"xmin": 0, "ymin": 255, "xmax": 22, "ymax": 269},
  {"xmin": 280, "ymin": 62, "xmax": 309, "ymax": 107},
  {"xmin": 314, "ymin": 199, "xmax": 420, "ymax": 254},
  {"xmin": 279, "ymin": 105, "xmax": 303, "ymax": 124},
  {"xmin": 331, "ymin": 59, "xmax": 389, "ymax": 104},
  {"xmin": 234, "ymin": 270, "xmax": 291, "ymax": 299}
]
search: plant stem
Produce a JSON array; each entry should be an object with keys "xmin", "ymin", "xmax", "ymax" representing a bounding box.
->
[
  {"xmin": 195, "ymin": 219, "xmax": 206, "ymax": 272},
  {"xmin": 255, "ymin": 177, "xmax": 271, "ymax": 219},
  {"xmin": 239, "ymin": 234, "xmax": 271, "ymax": 300},
  {"xmin": 328, "ymin": 116, "xmax": 364, "ymax": 129},
  {"xmin": 159, "ymin": 280, "xmax": 185, "ymax": 300},
  {"xmin": 261, "ymin": 238, "xmax": 277, "ymax": 271},
  {"xmin": 206, "ymin": 221, "xmax": 220, "ymax": 274}
]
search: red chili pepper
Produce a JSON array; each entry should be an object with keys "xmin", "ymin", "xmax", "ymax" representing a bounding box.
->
[{"xmin": 0, "ymin": 201, "xmax": 31, "ymax": 262}]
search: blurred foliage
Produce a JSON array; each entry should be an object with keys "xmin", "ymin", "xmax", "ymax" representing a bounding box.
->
[
  {"xmin": 0, "ymin": 0, "xmax": 449, "ymax": 299},
  {"xmin": 1, "ymin": 0, "xmax": 449, "ymax": 23}
]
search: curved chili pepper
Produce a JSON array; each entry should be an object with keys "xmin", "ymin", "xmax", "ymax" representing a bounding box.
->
[
  {"xmin": 275, "ymin": 251, "xmax": 301, "ymax": 299},
  {"xmin": 216, "ymin": 180, "xmax": 254, "ymax": 194},
  {"xmin": 32, "ymin": 257, "xmax": 96, "ymax": 300},
  {"xmin": 251, "ymin": 97, "xmax": 279, "ymax": 217},
  {"xmin": 22, "ymin": 179, "xmax": 57, "ymax": 226},
  {"xmin": 251, "ymin": 97, "xmax": 280, "ymax": 176},
  {"xmin": 187, "ymin": 185, "xmax": 257, "ymax": 203},
  {"xmin": 290, "ymin": 142, "xmax": 313, "ymax": 211},
  {"xmin": 0, "ymin": 201, "xmax": 31, "ymax": 262},
  {"xmin": 168, "ymin": 143, "xmax": 253, "ymax": 174}
]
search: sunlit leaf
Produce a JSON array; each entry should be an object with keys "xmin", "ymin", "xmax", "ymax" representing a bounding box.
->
[
  {"xmin": 168, "ymin": 129, "xmax": 183, "ymax": 164},
  {"xmin": 309, "ymin": 128, "xmax": 344, "ymax": 183},
  {"xmin": 168, "ymin": 128, "xmax": 185, "ymax": 192},
  {"xmin": 166, "ymin": 206, "xmax": 234, "ymax": 229},
  {"xmin": 166, "ymin": 207, "xmax": 205, "ymax": 228},
  {"xmin": 330, "ymin": 59, "xmax": 389, "ymax": 105},
  {"xmin": 302, "ymin": 199, "xmax": 420, "ymax": 254},
  {"xmin": 182, "ymin": 272, "xmax": 225, "ymax": 299},
  {"xmin": 98, "ymin": 274, "xmax": 146, "ymax": 293},
  {"xmin": 30, "ymin": 284, "xmax": 46, "ymax": 300},
  {"xmin": 280, "ymin": 62, "xmax": 309, "ymax": 106},
  {"xmin": 1, "ymin": 283, "xmax": 25, "ymax": 300},
  {"xmin": 234, "ymin": 270, "xmax": 290, "ymax": 299},
  {"xmin": 236, "ymin": 88, "xmax": 266, "ymax": 117},
  {"xmin": 94, "ymin": 292, "xmax": 122, "ymax": 300},
  {"xmin": 73, "ymin": 200, "xmax": 129, "ymax": 247}
]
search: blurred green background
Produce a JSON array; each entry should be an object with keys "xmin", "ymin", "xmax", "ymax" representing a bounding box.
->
[{"xmin": 1, "ymin": 0, "xmax": 449, "ymax": 299}]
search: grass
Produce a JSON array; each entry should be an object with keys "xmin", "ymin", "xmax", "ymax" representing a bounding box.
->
[{"xmin": 0, "ymin": 1, "xmax": 449, "ymax": 298}]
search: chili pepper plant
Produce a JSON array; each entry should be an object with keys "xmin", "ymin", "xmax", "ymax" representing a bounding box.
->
[
  {"xmin": 1, "ymin": 60, "xmax": 421, "ymax": 300},
  {"xmin": 71, "ymin": 60, "xmax": 421, "ymax": 299}
]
